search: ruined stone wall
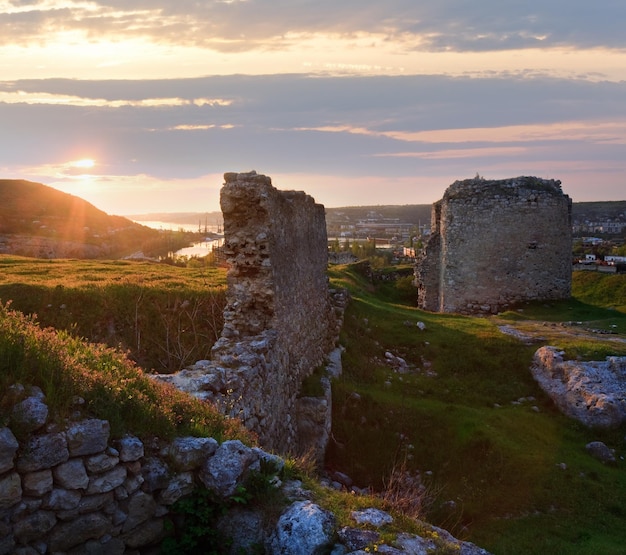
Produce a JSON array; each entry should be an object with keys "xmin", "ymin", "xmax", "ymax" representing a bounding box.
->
[
  {"xmin": 209, "ymin": 171, "xmax": 337, "ymax": 454},
  {"xmin": 415, "ymin": 176, "xmax": 572, "ymax": 314}
]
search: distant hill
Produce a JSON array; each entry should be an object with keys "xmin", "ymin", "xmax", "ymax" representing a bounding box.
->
[
  {"xmin": 571, "ymin": 200, "xmax": 626, "ymax": 223},
  {"xmin": 0, "ymin": 180, "xmax": 165, "ymax": 258}
]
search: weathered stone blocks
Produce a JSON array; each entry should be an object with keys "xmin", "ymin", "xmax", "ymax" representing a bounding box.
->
[{"xmin": 416, "ymin": 176, "xmax": 572, "ymax": 314}]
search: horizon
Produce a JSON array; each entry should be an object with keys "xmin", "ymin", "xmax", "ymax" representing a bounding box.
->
[{"xmin": 2, "ymin": 2, "xmax": 625, "ymax": 215}]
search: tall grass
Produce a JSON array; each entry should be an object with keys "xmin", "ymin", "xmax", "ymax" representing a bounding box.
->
[
  {"xmin": 0, "ymin": 302, "xmax": 252, "ymax": 444},
  {"xmin": 0, "ymin": 256, "xmax": 227, "ymax": 372}
]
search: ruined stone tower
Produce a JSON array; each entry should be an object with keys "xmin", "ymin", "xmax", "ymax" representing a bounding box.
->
[{"xmin": 415, "ymin": 176, "xmax": 572, "ymax": 314}]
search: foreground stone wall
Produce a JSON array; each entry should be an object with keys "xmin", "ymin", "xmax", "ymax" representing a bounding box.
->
[
  {"xmin": 0, "ymin": 385, "xmax": 257, "ymax": 554},
  {"xmin": 415, "ymin": 176, "xmax": 572, "ymax": 314},
  {"xmin": 1, "ymin": 385, "xmax": 491, "ymax": 555}
]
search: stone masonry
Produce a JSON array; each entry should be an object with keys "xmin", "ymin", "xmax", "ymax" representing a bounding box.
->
[
  {"xmin": 157, "ymin": 171, "xmax": 340, "ymax": 457},
  {"xmin": 415, "ymin": 176, "xmax": 572, "ymax": 314}
]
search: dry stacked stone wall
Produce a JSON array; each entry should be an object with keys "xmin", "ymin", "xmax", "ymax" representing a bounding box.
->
[
  {"xmin": 0, "ymin": 384, "xmax": 284, "ymax": 555},
  {"xmin": 415, "ymin": 176, "xmax": 572, "ymax": 314},
  {"xmin": 210, "ymin": 171, "xmax": 337, "ymax": 454}
]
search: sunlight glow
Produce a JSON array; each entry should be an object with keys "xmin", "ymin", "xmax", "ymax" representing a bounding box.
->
[{"xmin": 71, "ymin": 158, "xmax": 95, "ymax": 169}]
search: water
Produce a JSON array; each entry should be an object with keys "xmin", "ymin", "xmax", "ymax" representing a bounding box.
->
[
  {"xmin": 132, "ymin": 219, "xmax": 224, "ymax": 257},
  {"xmin": 174, "ymin": 239, "xmax": 224, "ymax": 257}
]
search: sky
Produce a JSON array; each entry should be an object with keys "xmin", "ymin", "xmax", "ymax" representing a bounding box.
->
[{"xmin": 1, "ymin": 1, "xmax": 625, "ymax": 215}]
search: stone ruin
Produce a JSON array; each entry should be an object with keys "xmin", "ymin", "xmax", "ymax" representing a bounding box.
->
[
  {"xmin": 415, "ymin": 176, "xmax": 572, "ymax": 314},
  {"xmin": 158, "ymin": 171, "xmax": 342, "ymax": 458}
]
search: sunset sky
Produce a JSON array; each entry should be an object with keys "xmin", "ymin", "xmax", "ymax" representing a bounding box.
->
[{"xmin": 1, "ymin": 1, "xmax": 625, "ymax": 215}]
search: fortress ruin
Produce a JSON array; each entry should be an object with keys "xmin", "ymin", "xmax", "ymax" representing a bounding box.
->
[
  {"xmin": 158, "ymin": 171, "xmax": 340, "ymax": 457},
  {"xmin": 415, "ymin": 176, "xmax": 572, "ymax": 314}
]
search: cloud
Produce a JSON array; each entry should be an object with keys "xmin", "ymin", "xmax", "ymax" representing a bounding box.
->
[
  {"xmin": 1, "ymin": 72, "xmax": 625, "ymax": 210},
  {"xmin": 2, "ymin": 0, "xmax": 626, "ymax": 53}
]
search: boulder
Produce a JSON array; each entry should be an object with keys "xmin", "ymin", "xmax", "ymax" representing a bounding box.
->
[
  {"xmin": 531, "ymin": 346, "xmax": 626, "ymax": 428},
  {"xmin": 11, "ymin": 396, "xmax": 49, "ymax": 433},
  {"xmin": 199, "ymin": 440, "xmax": 257, "ymax": 498},
  {"xmin": 117, "ymin": 435, "xmax": 144, "ymax": 462},
  {"xmin": 168, "ymin": 436, "xmax": 218, "ymax": 471},
  {"xmin": 22, "ymin": 470, "xmax": 53, "ymax": 497},
  {"xmin": 585, "ymin": 441, "xmax": 616, "ymax": 464},
  {"xmin": 269, "ymin": 500, "xmax": 335, "ymax": 554},
  {"xmin": 54, "ymin": 459, "xmax": 90, "ymax": 490},
  {"xmin": 0, "ymin": 472, "xmax": 22, "ymax": 510}
]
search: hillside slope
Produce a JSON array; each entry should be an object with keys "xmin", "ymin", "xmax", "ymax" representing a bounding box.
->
[{"xmin": 0, "ymin": 180, "xmax": 166, "ymax": 258}]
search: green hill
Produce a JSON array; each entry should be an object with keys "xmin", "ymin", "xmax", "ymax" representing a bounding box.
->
[{"xmin": 0, "ymin": 180, "xmax": 194, "ymax": 258}]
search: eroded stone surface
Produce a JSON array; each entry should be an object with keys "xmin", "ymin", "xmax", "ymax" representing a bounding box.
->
[
  {"xmin": 531, "ymin": 346, "xmax": 626, "ymax": 428},
  {"xmin": 416, "ymin": 176, "xmax": 571, "ymax": 314}
]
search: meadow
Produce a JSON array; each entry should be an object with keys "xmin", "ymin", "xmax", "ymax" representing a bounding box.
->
[
  {"xmin": 327, "ymin": 265, "xmax": 626, "ymax": 554},
  {"xmin": 0, "ymin": 256, "xmax": 227, "ymax": 372},
  {"xmin": 1, "ymin": 254, "xmax": 626, "ymax": 554}
]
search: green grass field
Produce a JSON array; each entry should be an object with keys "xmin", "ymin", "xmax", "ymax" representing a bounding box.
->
[
  {"xmin": 327, "ymin": 265, "xmax": 626, "ymax": 554},
  {"xmin": 2, "ymin": 255, "xmax": 626, "ymax": 554}
]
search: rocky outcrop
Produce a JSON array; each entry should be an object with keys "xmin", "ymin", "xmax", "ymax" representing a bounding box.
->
[
  {"xmin": 531, "ymin": 346, "xmax": 626, "ymax": 428},
  {"xmin": 415, "ymin": 176, "xmax": 572, "ymax": 314}
]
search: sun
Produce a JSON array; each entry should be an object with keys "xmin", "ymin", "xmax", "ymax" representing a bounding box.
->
[{"xmin": 71, "ymin": 158, "xmax": 96, "ymax": 169}]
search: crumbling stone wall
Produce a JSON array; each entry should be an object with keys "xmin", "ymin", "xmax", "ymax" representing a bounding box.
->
[
  {"xmin": 415, "ymin": 176, "xmax": 572, "ymax": 314},
  {"xmin": 208, "ymin": 171, "xmax": 337, "ymax": 454}
]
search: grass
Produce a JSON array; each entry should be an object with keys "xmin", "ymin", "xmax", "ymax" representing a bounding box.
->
[
  {"xmin": 326, "ymin": 265, "xmax": 626, "ymax": 555},
  {"xmin": 3, "ymin": 254, "xmax": 626, "ymax": 554},
  {"xmin": 0, "ymin": 255, "xmax": 228, "ymax": 372},
  {"xmin": 0, "ymin": 302, "xmax": 253, "ymax": 444}
]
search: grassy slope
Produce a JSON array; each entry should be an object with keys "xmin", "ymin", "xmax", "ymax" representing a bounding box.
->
[
  {"xmin": 0, "ymin": 256, "xmax": 227, "ymax": 372},
  {"xmin": 327, "ymin": 266, "xmax": 626, "ymax": 555},
  {"xmin": 0, "ymin": 303, "xmax": 252, "ymax": 444},
  {"xmin": 3, "ymin": 255, "xmax": 626, "ymax": 553}
]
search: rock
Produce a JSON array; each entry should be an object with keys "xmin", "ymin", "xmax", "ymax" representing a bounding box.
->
[
  {"xmin": 158, "ymin": 472, "xmax": 194, "ymax": 505},
  {"xmin": 67, "ymin": 420, "xmax": 110, "ymax": 457},
  {"xmin": 167, "ymin": 436, "xmax": 218, "ymax": 471},
  {"xmin": 351, "ymin": 507, "xmax": 393, "ymax": 528},
  {"xmin": 22, "ymin": 470, "xmax": 53, "ymax": 496},
  {"xmin": 16, "ymin": 432, "xmax": 69, "ymax": 473},
  {"xmin": 269, "ymin": 500, "xmax": 335, "ymax": 555},
  {"xmin": 199, "ymin": 440, "xmax": 257, "ymax": 498},
  {"xmin": 11, "ymin": 396, "xmax": 49, "ymax": 433},
  {"xmin": 13, "ymin": 510, "xmax": 57, "ymax": 544},
  {"xmin": 45, "ymin": 488, "xmax": 81, "ymax": 511},
  {"xmin": 531, "ymin": 346, "xmax": 626, "ymax": 428},
  {"xmin": 117, "ymin": 436, "xmax": 144, "ymax": 462},
  {"xmin": 0, "ymin": 472, "xmax": 22, "ymax": 509},
  {"xmin": 54, "ymin": 459, "xmax": 90, "ymax": 489},
  {"xmin": 122, "ymin": 517, "xmax": 165, "ymax": 548},
  {"xmin": 67, "ymin": 536, "xmax": 126, "ymax": 555},
  {"xmin": 337, "ymin": 527, "xmax": 380, "ymax": 550},
  {"xmin": 141, "ymin": 457, "xmax": 170, "ymax": 492},
  {"xmin": 585, "ymin": 441, "xmax": 616, "ymax": 464},
  {"xmin": 48, "ymin": 513, "xmax": 111, "ymax": 552},
  {"xmin": 0, "ymin": 427, "xmax": 19, "ymax": 473},
  {"xmin": 216, "ymin": 506, "xmax": 266, "ymax": 554},
  {"xmin": 122, "ymin": 491, "xmax": 157, "ymax": 532},
  {"xmin": 86, "ymin": 452, "xmax": 119, "ymax": 473},
  {"xmin": 87, "ymin": 466, "xmax": 127, "ymax": 494},
  {"xmin": 329, "ymin": 471, "xmax": 353, "ymax": 489}
]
